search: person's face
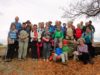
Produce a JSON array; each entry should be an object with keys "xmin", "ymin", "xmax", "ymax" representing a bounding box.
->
[
  {"xmin": 57, "ymin": 25, "xmax": 61, "ymax": 31},
  {"xmin": 45, "ymin": 26, "xmax": 49, "ymax": 31},
  {"xmin": 68, "ymin": 24, "xmax": 71, "ymax": 28},
  {"xmin": 80, "ymin": 21, "xmax": 83, "ymax": 25},
  {"xmin": 33, "ymin": 25, "xmax": 37, "ymax": 30},
  {"xmin": 41, "ymin": 23, "xmax": 44, "ymax": 28},
  {"xmin": 77, "ymin": 25, "xmax": 80, "ymax": 28},
  {"xmin": 86, "ymin": 27, "xmax": 91, "ymax": 32},
  {"xmin": 89, "ymin": 21, "xmax": 92, "ymax": 25},
  {"xmin": 46, "ymin": 22, "xmax": 49, "ymax": 27},
  {"xmin": 79, "ymin": 40, "xmax": 84, "ymax": 45},
  {"xmin": 63, "ymin": 23, "xmax": 66, "ymax": 27},
  {"xmin": 22, "ymin": 24, "xmax": 26, "ymax": 28},
  {"xmin": 15, "ymin": 17, "xmax": 19, "ymax": 22},
  {"xmin": 49, "ymin": 22, "xmax": 52, "ymax": 25},
  {"xmin": 12, "ymin": 25, "xmax": 16, "ymax": 30},
  {"xmin": 56, "ymin": 21, "xmax": 61, "ymax": 26},
  {"xmin": 85, "ymin": 22, "xmax": 89, "ymax": 26}
]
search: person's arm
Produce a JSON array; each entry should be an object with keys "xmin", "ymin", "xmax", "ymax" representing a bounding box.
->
[
  {"xmin": 84, "ymin": 45, "xmax": 88, "ymax": 53},
  {"xmin": 19, "ymin": 23, "xmax": 22, "ymax": 30},
  {"xmin": 91, "ymin": 32, "xmax": 95, "ymax": 47},
  {"xmin": 92, "ymin": 25, "xmax": 95, "ymax": 33},
  {"xmin": 52, "ymin": 31, "xmax": 55, "ymax": 39},
  {"xmin": 7, "ymin": 32, "xmax": 10, "ymax": 44},
  {"xmin": 61, "ymin": 31, "xmax": 64, "ymax": 39}
]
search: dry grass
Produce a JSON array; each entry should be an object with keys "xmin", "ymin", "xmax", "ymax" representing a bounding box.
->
[
  {"xmin": 0, "ymin": 56, "xmax": 100, "ymax": 75},
  {"xmin": 0, "ymin": 43, "xmax": 100, "ymax": 75}
]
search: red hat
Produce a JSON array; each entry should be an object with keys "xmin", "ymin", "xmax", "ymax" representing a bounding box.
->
[{"xmin": 63, "ymin": 40, "xmax": 68, "ymax": 45}]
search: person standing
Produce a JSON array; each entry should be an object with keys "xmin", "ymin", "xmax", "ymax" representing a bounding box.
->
[
  {"xmin": 6, "ymin": 23, "xmax": 17, "ymax": 62},
  {"xmin": 18, "ymin": 23, "xmax": 29, "ymax": 60},
  {"xmin": 42, "ymin": 25, "xmax": 51, "ymax": 62},
  {"xmin": 82, "ymin": 27, "xmax": 95, "ymax": 59}
]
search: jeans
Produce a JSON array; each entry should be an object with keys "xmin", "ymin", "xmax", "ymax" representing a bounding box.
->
[{"xmin": 43, "ymin": 42, "xmax": 51, "ymax": 59}]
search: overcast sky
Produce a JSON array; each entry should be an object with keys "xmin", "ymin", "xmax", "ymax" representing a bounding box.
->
[{"xmin": 0, "ymin": 0, "xmax": 100, "ymax": 44}]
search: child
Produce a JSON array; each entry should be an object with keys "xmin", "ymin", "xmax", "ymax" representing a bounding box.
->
[
  {"xmin": 42, "ymin": 25, "xmax": 51, "ymax": 62},
  {"xmin": 73, "ymin": 38, "xmax": 90, "ymax": 64},
  {"xmin": 62, "ymin": 39, "xmax": 70, "ymax": 62},
  {"xmin": 30, "ymin": 24, "xmax": 41, "ymax": 60},
  {"xmin": 18, "ymin": 23, "xmax": 29, "ymax": 60},
  {"xmin": 6, "ymin": 23, "xmax": 17, "ymax": 62},
  {"xmin": 53, "ymin": 47, "xmax": 63, "ymax": 62},
  {"xmin": 53, "ymin": 43, "xmax": 67, "ymax": 64},
  {"xmin": 75, "ymin": 24, "xmax": 82, "ymax": 40}
]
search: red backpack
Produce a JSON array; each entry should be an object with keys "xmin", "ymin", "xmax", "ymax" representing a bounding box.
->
[{"xmin": 75, "ymin": 28, "xmax": 82, "ymax": 38}]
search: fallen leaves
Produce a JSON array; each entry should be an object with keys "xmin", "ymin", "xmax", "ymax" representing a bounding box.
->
[{"xmin": 0, "ymin": 56, "xmax": 100, "ymax": 75}]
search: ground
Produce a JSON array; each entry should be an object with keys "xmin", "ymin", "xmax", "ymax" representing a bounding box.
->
[{"xmin": 0, "ymin": 56, "xmax": 100, "ymax": 75}]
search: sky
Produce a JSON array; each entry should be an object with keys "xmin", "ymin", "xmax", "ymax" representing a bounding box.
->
[{"xmin": 0, "ymin": 0, "xmax": 100, "ymax": 45}]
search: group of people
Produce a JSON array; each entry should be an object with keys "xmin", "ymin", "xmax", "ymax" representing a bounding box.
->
[{"xmin": 5, "ymin": 16, "xmax": 96, "ymax": 65}]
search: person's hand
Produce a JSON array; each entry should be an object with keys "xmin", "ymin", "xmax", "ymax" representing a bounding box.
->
[
  {"xmin": 92, "ymin": 43, "xmax": 95, "ymax": 47},
  {"xmin": 45, "ymin": 38, "xmax": 49, "ymax": 42},
  {"xmin": 34, "ymin": 36, "xmax": 38, "ymax": 39},
  {"xmin": 43, "ymin": 37, "xmax": 49, "ymax": 42},
  {"xmin": 73, "ymin": 40, "xmax": 77, "ymax": 44}
]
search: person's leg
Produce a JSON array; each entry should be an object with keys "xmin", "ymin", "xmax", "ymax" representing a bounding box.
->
[
  {"xmin": 78, "ymin": 55, "xmax": 83, "ymax": 61},
  {"xmin": 10, "ymin": 44, "xmax": 15, "ymax": 59},
  {"xmin": 31, "ymin": 41, "xmax": 38, "ymax": 59},
  {"xmin": 53, "ymin": 54, "xmax": 57, "ymax": 61},
  {"xmin": 33, "ymin": 46, "xmax": 37, "ymax": 59},
  {"xmin": 14, "ymin": 40, "xmax": 19, "ymax": 58},
  {"xmin": 40, "ymin": 44, "xmax": 43, "ymax": 58},
  {"xmin": 31, "ymin": 41, "xmax": 34, "ymax": 58},
  {"xmin": 81, "ymin": 53, "xmax": 88, "ymax": 64},
  {"xmin": 65, "ymin": 52, "xmax": 68, "ymax": 61},
  {"xmin": 73, "ymin": 52, "xmax": 78, "ymax": 61},
  {"xmin": 18, "ymin": 41, "xmax": 23, "ymax": 59},
  {"xmin": 54, "ymin": 38, "xmax": 57, "ymax": 51},
  {"xmin": 6, "ymin": 44, "xmax": 12, "ymax": 59},
  {"xmin": 59, "ymin": 38, "xmax": 62, "ymax": 43},
  {"xmin": 46, "ymin": 43, "xmax": 51, "ymax": 59},
  {"xmin": 89, "ymin": 45, "xmax": 95, "ymax": 58},
  {"xmin": 87, "ymin": 44, "xmax": 92, "ymax": 58},
  {"xmin": 22, "ymin": 41, "xmax": 28, "ymax": 59},
  {"xmin": 61, "ymin": 53, "xmax": 65, "ymax": 63},
  {"xmin": 73, "ymin": 55, "xmax": 78, "ymax": 61},
  {"xmin": 43, "ymin": 43, "xmax": 47, "ymax": 60}
]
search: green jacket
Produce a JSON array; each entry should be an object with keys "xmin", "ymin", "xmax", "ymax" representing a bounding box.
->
[
  {"xmin": 62, "ymin": 45, "xmax": 70, "ymax": 53},
  {"xmin": 53, "ymin": 30, "xmax": 64, "ymax": 39}
]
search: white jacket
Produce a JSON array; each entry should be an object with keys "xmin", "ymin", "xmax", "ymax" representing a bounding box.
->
[{"xmin": 30, "ymin": 31, "xmax": 41, "ymax": 42}]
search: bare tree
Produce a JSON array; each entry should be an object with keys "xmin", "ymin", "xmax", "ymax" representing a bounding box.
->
[{"xmin": 62, "ymin": 0, "xmax": 100, "ymax": 20}]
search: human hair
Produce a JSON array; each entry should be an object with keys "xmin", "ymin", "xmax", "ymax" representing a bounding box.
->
[
  {"xmin": 10, "ymin": 23, "xmax": 16, "ymax": 30},
  {"xmin": 78, "ymin": 38, "xmax": 85, "ymax": 44}
]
